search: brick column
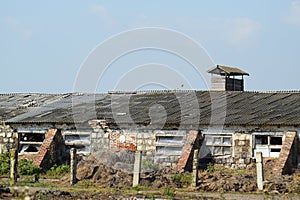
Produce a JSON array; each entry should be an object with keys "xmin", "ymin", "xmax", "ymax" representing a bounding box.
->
[
  {"xmin": 33, "ymin": 129, "xmax": 57, "ymax": 167},
  {"xmin": 273, "ymin": 132, "xmax": 297, "ymax": 175},
  {"xmin": 175, "ymin": 130, "xmax": 199, "ymax": 171}
]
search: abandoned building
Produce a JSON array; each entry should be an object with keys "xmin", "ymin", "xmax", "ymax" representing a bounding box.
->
[{"xmin": 0, "ymin": 65, "xmax": 299, "ymax": 175}]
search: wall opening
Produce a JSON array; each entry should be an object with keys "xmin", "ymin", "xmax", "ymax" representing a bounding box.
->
[{"xmin": 254, "ymin": 133, "xmax": 283, "ymax": 157}]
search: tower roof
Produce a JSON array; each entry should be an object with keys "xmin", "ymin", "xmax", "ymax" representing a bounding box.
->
[{"xmin": 208, "ymin": 65, "xmax": 249, "ymax": 76}]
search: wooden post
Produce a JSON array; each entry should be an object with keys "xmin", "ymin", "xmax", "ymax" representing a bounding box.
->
[
  {"xmin": 70, "ymin": 148, "xmax": 77, "ymax": 185},
  {"xmin": 192, "ymin": 149, "xmax": 199, "ymax": 187},
  {"xmin": 9, "ymin": 148, "xmax": 18, "ymax": 186},
  {"xmin": 133, "ymin": 151, "xmax": 142, "ymax": 187},
  {"xmin": 256, "ymin": 152, "xmax": 264, "ymax": 190}
]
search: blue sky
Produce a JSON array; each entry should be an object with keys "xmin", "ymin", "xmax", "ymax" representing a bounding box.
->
[{"xmin": 1, "ymin": 1, "xmax": 300, "ymax": 93}]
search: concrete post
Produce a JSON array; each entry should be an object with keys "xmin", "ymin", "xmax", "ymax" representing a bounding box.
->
[
  {"xmin": 256, "ymin": 152, "xmax": 264, "ymax": 190},
  {"xmin": 9, "ymin": 148, "xmax": 18, "ymax": 186},
  {"xmin": 192, "ymin": 150, "xmax": 199, "ymax": 187},
  {"xmin": 70, "ymin": 148, "xmax": 77, "ymax": 185},
  {"xmin": 133, "ymin": 151, "xmax": 142, "ymax": 187}
]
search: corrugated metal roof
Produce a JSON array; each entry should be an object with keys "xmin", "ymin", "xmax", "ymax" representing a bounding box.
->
[
  {"xmin": 3, "ymin": 91, "xmax": 300, "ymax": 129},
  {"xmin": 207, "ymin": 65, "xmax": 249, "ymax": 76},
  {"xmin": 0, "ymin": 93, "xmax": 69, "ymax": 121}
]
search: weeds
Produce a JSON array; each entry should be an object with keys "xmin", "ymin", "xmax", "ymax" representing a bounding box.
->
[
  {"xmin": 163, "ymin": 187, "xmax": 175, "ymax": 198},
  {"xmin": 45, "ymin": 164, "xmax": 70, "ymax": 178},
  {"xmin": 142, "ymin": 158, "xmax": 159, "ymax": 172},
  {"xmin": 76, "ymin": 180, "xmax": 96, "ymax": 188},
  {"xmin": 173, "ymin": 173, "xmax": 192, "ymax": 185},
  {"xmin": 207, "ymin": 162, "xmax": 215, "ymax": 173}
]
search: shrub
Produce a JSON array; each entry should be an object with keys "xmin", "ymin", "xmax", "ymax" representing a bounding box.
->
[
  {"xmin": 142, "ymin": 158, "xmax": 159, "ymax": 172},
  {"xmin": 0, "ymin": 152, "xmax": 10, "ymax": 175},
  {"xmin": 18, "ymin": 159, "xmax": 41, "ymax": 176}
]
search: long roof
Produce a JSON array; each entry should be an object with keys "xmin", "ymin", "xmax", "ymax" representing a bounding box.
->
[
  {"xmin": 0, "ymin": 93, "xmax": 69, "ymax": 121},
  {"xmin": 3, "ymin": 91, "xmax": 300, "ymax": 129}
]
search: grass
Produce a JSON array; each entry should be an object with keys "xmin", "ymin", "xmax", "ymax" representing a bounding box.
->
[
  {"xmin": 203, "ymin": 163, "xmax": 247, "ymax": 175},
  {"xmin": 44, "ymin": 164, "xmax": 70, "ymax": 179},
  {"xmin": 173, "ymin": 172, "xmax": 192, "ymax": 185}
]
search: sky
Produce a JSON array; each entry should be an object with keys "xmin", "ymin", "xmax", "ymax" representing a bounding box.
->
[{"xmin": 1, "ymin": 1, "xmax": 300, "ymax": 93}]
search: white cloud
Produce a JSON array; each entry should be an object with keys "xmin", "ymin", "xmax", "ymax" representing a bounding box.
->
[
  {"xmin": 90, "ymin": 3, "xmax": 107, "ymax": 17},
  {"xmin": 285, "ymin": 0, "xmax": 300, "ymax": 25},
  {"xmin": 2, "ymin": 17, "xmax": 33, "ymax": 40}
]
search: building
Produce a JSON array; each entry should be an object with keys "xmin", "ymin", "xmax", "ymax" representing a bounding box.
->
[{"xmin": 0, "ymin": 65, "xmax": 299, "ymax": 174}]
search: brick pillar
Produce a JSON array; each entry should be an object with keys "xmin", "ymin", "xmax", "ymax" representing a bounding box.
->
[
  {"xmin": 175, "ymin": 130, "xmax": 200, "ymax": 171},
  {"xmin": 273, "ymin": 131, "xmax": 297, "ymax": 175},
  {"xmin": 10, "ymin": 149, "xmax": 18, "ymax": 185}
]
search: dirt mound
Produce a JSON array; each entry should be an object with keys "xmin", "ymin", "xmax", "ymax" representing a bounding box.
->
[
  {"xmin": 75, "ymin": 149, "xmax": 134, "ymax": 187},
  {"xmin": 71, "ymin": 151, "xmax": 300, "ymax": 193},
  {"xmin": 197, "ymin": 171, "xmax": 257, "ymax": 192}
]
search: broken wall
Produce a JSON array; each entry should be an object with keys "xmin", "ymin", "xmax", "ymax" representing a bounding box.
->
[
  {"xmin": 0, "ymin": 123, "xmax": 17, "ymax": 154},
  {"xmin": 232, "ymin": 133, "xmax": 252, "ymax": 167}
]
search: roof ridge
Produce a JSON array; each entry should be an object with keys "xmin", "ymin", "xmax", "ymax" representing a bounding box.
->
[{"xmin": 0, "ymin": 93, "xmax": 66, "ymax": 96}]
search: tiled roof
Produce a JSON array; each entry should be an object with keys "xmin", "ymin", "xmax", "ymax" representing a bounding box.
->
[{"xmin": 4, "ymin": 91, "xmax": 300, "ymax": 129}]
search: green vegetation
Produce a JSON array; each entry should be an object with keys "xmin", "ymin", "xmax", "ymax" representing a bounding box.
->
[
  {"xmin": 45, "ymin": 164, "xmax": 70, "ymax": 178},
  {"xmin": 18, "ymin": 159, "xmax": 41, "ymax": 176},
  {"xmin": 0, "ymin": 152, "xmax": 70, "ymax": 181},
  {"xmin": 163, "ymin": 187, "xmax": 175, "ymax": 198},
  {"xmin": 0, "ymin": 152, "xmax": 10, "ymax": 175},
  {"xmin": 207, "ymin": 162, "xmax": 215, "ymax": 173},
  {"xmin": 142, "ymin": 158, "xmax": 159, "ymax": 172},
  {"xmin": 76, "ymin": 180, "xmax": 96, "ymax": 188},
  {"xmin": 172, "ymin": 173, "xmax": 192, "ymax": 185}
]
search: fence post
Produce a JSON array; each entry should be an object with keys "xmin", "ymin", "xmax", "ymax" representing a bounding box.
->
[
  {"xmin": 256, "ymin": 152, "xmax": 264, "ymax": 190},
  {"xmin": 70, "ymin": 148, "xmax": 77, "ymax": 185},
  {"xmin": 192, "ymin": 149, "xmax": 199, "ymax": 187},
  {"xmin": 133, "ymin": 151, "xmax": 142, "ymax": 187},
  {"xmin": 10, "ymin": 148, "xmax": 18, "ymax": 186}
]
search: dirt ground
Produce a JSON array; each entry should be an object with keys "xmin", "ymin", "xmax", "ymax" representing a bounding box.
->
[{"xmin": 1, "ymin": 151, "xmax": 300, "ymax": 199}]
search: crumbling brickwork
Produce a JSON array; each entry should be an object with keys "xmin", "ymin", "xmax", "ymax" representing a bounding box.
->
[
  {"xmin": 33, "ymin": 129, "xmax": 66, "ymax": 170},
  {"xmin": 89, "ymin": 120, "xmax": 110, "ymax": 151},
  {"xmin": 273, "ymin": 131, "xmax": 297, "ymax": 175},
  {"xmin": 0, "ymin": 123, "xmax": 17, "ymax": 154},
  {"xmin": 233, "ymin": 133, "xmax": 252, "ymax": 167},
  {"xmin": 110, "ymin": 131, "xmax": 137, "ymax": 151},
  {"xmin": 176, "ymin": 130, "xmax": 200, "ymax": 171},
  {"xmin": 136, "ymin": 132, "xmax": 155, "ymax": 153}
]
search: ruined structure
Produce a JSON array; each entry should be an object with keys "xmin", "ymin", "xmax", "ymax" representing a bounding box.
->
[{"xmin": 0, "ymin": 66, "xmax": 299, "ymax": 174}]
